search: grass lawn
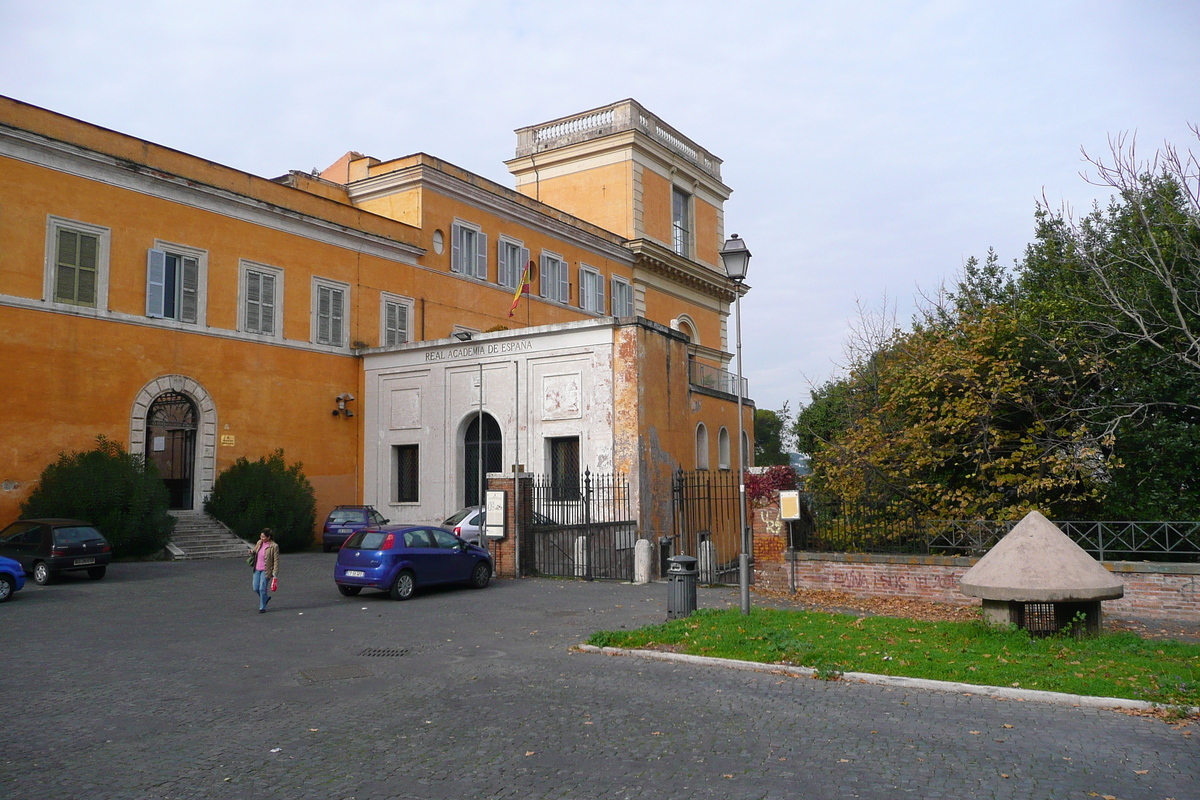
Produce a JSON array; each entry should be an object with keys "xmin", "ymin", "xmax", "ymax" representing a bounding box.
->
[{"xmin": 587, "ymin": 607, "xmax": 1200, "ymax": 710}]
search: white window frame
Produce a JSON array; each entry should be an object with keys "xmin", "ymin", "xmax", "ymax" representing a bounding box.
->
[
  {"xmin": 611, "ymin": 276, "xmax": 633, "ymax": 317},
  {"xmin": 239, "ymin": 260, "xmax": 283, "ymax": 338},
  {"xmin": 539, "ymin": 250, "xmax": 570, "ymax": 304},
  {"xmin": 451, "ymin": 220, "xmax": 488, "ymax": 280},
  {"xmin": 579, "ymin": 264, "xmax": 605, "ymax": 314},
  {"xmin": 44, "ymin": 216, "xmax": 111, "ymax": 313},
  {"xmin": 381, "ymin": 292, "xmax": 414, "ymax": 348},
  {"xmin": 497, "ymin": 236, "xmax": 529, "ymax": 290},
  {"xmin": 311, "ymin": 276, "xmax": 350, "ymax": 348},
  {"xmin": 672, "ymin": 186, "xmax": 692, "ymax": 258},
  {"xmin": 147, "ymin": 240, "xmax": 208, "ymax": 326}
]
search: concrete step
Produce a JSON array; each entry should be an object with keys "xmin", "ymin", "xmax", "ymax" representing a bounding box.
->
[{"xmin": 167, "ymin": 511, "xmax": 252, "ymax": 561}]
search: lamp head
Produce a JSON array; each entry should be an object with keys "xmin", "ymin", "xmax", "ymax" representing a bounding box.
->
[{"xmin": 719, "ymin": 234, "xmax": 752, "ymax": 283}]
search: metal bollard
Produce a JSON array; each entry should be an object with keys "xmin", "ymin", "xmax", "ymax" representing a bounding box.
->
[{"xmin": 666, "ymin": 554, "xmax": 698, "ymax": 619}]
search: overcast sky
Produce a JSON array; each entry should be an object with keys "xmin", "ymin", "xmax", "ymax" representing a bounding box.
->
[{"xmin": 4, "ymin": 1, "xmax": 1198, "ymax": 415}]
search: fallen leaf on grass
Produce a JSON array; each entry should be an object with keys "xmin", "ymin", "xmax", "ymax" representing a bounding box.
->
[{"xmin": 525, "ymin": 751, "xmax": 535, "ymax": 756}]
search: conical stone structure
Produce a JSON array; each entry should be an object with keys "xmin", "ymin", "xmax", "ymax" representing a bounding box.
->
[{"xmin": 960, "ymin": 510, "xmax": 1123, "ymax": 634}]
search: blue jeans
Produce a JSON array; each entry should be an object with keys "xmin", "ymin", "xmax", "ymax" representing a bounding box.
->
[{"xmin": 252, "ymin": 570, "xmax": 271, "ymax": 610}]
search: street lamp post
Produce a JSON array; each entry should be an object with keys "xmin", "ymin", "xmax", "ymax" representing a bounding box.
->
[{"xmin": 719, "ymin": 233, "xmax": 752, "ymax": 616}]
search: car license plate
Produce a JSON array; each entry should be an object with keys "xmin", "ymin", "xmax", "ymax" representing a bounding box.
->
[
  {"xmin": 339, "ymin": 528, "xmax": 353, "ymax": 534},
  {"xmin": 74, "ymin": 557, "xmax": 95, "ymax": 566},
  {"xmin": 345, "ymin": 570, "xmax": 365, "ymax": 578}
]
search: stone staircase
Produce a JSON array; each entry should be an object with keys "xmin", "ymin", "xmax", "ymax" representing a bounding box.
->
[{"xmin": 167, "ymin": 510, "xmax": 253, "ymax": 561}]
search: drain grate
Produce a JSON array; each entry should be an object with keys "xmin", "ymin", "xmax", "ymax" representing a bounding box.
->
[
  {"xmin": 297, "ymin": 664, "xmax": 374, "ymax": 683},
  {"xmin": 358, "ymin": 647, "xmax": 409, "ymax": 658}
]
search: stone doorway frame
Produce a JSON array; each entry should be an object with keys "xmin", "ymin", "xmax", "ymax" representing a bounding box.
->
[{"xmin": 129, "ymin": 375, "xmax": 218, "ymax": 507}]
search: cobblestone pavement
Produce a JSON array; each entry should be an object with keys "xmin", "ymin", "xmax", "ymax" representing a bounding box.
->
[{"xmin": 1, "ymin": 554, "xmax": 1195, "ymax": 800}]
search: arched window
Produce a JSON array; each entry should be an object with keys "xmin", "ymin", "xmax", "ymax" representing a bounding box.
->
[
  {"xmin": 718, "ymin": 427, "xmax": 731, "ymax": 470},
  {"xmin": 695, "ymin": 423, "xmax": 710, "ymax": 470},
  {"xmin": 464, "ymin": 413, "xmax": 503, "ymax": 507}
]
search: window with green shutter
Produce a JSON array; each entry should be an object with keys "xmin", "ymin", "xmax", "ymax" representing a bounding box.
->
[{"xmin": 55, "ymin": 228, "xmax": 99, "ymax": 307}]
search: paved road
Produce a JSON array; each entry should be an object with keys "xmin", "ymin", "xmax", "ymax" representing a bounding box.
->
[{"xmin": 1, "ymin": 554, "xmax": 1195, "ymax": 800}]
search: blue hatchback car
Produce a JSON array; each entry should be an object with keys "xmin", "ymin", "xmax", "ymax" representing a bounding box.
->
[
  {"xmin": 0, "ymin": 555, "xmax": 26, "ymax": 602},
  {"xmin": 334, "ymin": 525, "xmax": 492, "ymax": 600}
]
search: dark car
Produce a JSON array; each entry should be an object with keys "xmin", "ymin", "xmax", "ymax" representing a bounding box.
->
[
  {"xmin": 322, "ymin": 505, "xmax": 389, "ymax": 552},
  {"xmin": 333, "ymin": 525, "xmax": 492, "ymax": 600},
  {"xmin": 0, "ymin": 519, "xmax": 112, "ymax": 585},
  {"xmin": 0, "ymin": 555, "xmax": 25, "ymax": 602}
]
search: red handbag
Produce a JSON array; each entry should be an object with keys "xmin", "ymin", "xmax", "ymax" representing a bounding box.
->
[{"xmin": 270, "ymin": 577, "xmax": 278, "ymax": 592}]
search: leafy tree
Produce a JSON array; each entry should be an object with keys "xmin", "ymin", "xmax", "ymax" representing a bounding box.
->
[
  {"xmin": 796, "ymin": 257, "xmax": 1104, "ymax": 520},
  {"xmin": 205, "ymin": 450, "xmax": 316, "ymax": 552},
  {"xmin": 754, "ymin": 404, "xmax": 793, "ymax": 466},
  {"xmin": 1019, "ymin": 134, "xmax": 1200, "ymax": 517},
  {"xmin": 20, "ymin": 435, "xmax": 174, "ymax": 558}
]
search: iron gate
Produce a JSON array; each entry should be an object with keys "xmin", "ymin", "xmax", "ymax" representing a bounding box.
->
[
  {"xmin": 672, "ymin": 469, "xmax": 744, "ymax": 584},
  {"xmin": 528, "ymin": 470, "xmax": 636, "ymax": 580}
]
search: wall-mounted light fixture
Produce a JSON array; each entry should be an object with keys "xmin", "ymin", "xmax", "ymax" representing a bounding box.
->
[
  {"xmin": 453, "ymin": 331, "xmax": 474, "ymax": 342},
  {"xmin": 333, "ymin": 393, "xmax": 355, "ymax": 418}
]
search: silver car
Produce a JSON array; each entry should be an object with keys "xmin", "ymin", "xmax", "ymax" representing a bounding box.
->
[{"xmin": 442, "ymin": 506, "xmax": 483, "ymax": 543}]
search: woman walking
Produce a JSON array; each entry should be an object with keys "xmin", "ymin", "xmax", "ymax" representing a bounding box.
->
[{"xmin": 250, "ymin": 528, "xmax": 279, "ymax": 613}]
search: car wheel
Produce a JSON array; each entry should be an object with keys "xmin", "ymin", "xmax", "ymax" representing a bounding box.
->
[
  {"xmin": 33, "ymin": 562, "xmax": 53, "ymax": 585},
  {"xmin": 87, "ymin": 566, "xmax": 106, "ymax": 580},
  {"xmin": 390, "ymin": 570, "xmax": 416, "ymax": 601},
  {"xmin": 0, "ymin": 575, "xmax": 12, "ymax": 602},
  {"xmin": 337, "ymin": 585, "xmax": 361, "ymax": 596},
  {"xmin": 470, "ymin": 561, "xmax": 491, "ymax": 589},
  {"xmin": 323, "ymin": 545, "xmax": 332, "ymax": 553}
]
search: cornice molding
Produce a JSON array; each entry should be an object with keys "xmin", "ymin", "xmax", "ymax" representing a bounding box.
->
[
  {"xmin": 0, "ymin": 125, "xmax": 425, "ymax": 265},
  {"xmin": 629, "ymin": 239, "xmax": 737, "ymax": 302},
  {"xmin": 347, "ymin": 161, "xmax": 635, "ymax": 266}
]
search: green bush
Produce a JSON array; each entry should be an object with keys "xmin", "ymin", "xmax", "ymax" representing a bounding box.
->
[
  {"xmin": 205, "ymin": 450, "xmax": 316, "ymax": 552},
  {"xmin": 20, "ymin": 435, "xmax": 174, "ymax": 558}
]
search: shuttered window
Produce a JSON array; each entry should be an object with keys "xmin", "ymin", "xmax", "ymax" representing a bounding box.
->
[
  {"xmin": 498, "ymin": 239, "xmax": 529, "ymax": 289},
  {"xmin": 540, "ymin": 252, "xmax": 570, "ymax": 304},
  {"xmin": 384, "ymin": 299, "xmax": 410, "ymax": 347},
  {"xmin": 55, "ymin": 228, "xmax": 99, "ymax": 307},
  {"xmin": 245, "ymin": 269, "xmax": 277, "ymax": 335},
  {"xmin": 316, "ymin": 284, "xmax": 345, "ymax": 346},
  {"xmin": 146, "ymin": 249, "xmax": 199, "ymax": 323},
  {"xmin": 451, "ymin": 221, "xmax": 487, "ymax": 279},
  {"xmin": 580, "ymin": 266, "xmax": 605, "ymax": 314},
  {"xmin": 611, "ymin": 277, "xmax": 633, "ymax": 317}
]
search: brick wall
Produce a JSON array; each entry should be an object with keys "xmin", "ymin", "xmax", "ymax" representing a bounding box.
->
[
  {"xmin": 484, "ymin": 473, "xmax": 533, "ymax": 579},
  {"xmin": 752, "ymin": 501, "xmax": 1200, "ymax": 622}
]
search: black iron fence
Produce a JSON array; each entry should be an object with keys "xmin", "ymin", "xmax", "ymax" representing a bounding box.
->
[
  {"xmin": 672, "ymin": 469, "xmax": 743, "ymax": 584},
  {"xmin": 791, "ymin": 494, "xmax": 1200, "ymax": 562},
  {"xmin": 528, "ymin": 470, "xmax": 636, "ymax": 580}
]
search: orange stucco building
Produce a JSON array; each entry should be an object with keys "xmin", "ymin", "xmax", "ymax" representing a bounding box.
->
[{"xmin": 0, "ymin": 96, "xmax": 753, "ymax": 558}]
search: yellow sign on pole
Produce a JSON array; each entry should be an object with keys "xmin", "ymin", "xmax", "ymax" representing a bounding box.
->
[{"xmin": 779, "ymin": 490, "xmax": 801, "ymax": 520}]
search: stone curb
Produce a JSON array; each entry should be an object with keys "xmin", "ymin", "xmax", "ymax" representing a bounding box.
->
[{"xmin": 577, "ymin": 645, "xmax": 1197, "ymax": 714}]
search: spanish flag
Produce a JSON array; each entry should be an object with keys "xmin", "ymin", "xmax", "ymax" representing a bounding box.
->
[{"xmin": 508, "ymin": 260, "xmax": 534, "ymax": 318}]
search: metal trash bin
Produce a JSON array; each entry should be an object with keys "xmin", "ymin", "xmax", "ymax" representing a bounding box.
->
[{"xmin": 666, "ymin": 554, "xmax": 698, "ymax": 619}]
